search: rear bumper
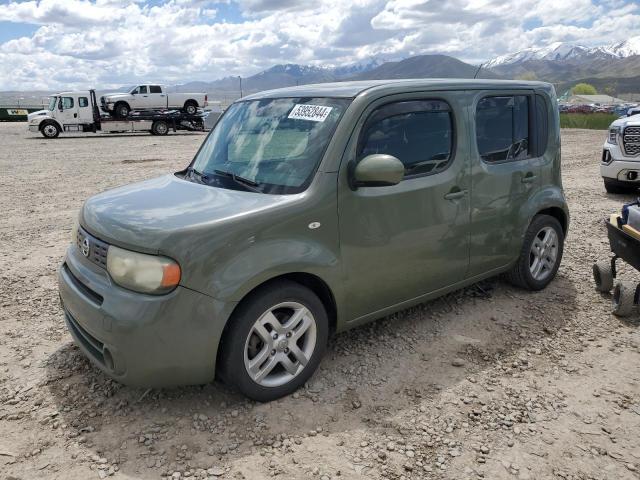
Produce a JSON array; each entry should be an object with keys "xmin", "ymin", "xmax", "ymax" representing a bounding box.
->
[{"xmin": 58, "ymin": 244, "xmax": 236, "ymax": 387}]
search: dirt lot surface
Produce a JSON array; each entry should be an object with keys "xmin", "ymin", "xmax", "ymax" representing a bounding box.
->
[{"xmin": 1, "ymin": 123, "xmax": 639, "ymax": 480}]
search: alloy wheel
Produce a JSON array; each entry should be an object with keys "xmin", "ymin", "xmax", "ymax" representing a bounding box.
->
[
  {"xmin": 243, "ymin": 301, "xmax": 317, "ymax": 388},
  {"xmin": 529, "ymin": 226, "xmax": 558, "ymax": 281}
]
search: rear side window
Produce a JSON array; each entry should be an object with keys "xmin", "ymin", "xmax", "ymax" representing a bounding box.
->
[
  {"xmin": 476, "ymin": 96, "xmax": 529, "ymax": 162},
  {"xmin": 150, "ymin": 85, "xmax": 162, "ymax": 93},
  {"xmin": 535, "ymin": 94, "xmax": 549, "ymax": 156},
  {"xmin": 359, "ymin": 100, "xmax": 453, "ymax": 177},
  {"xmin": 78, "ymin": 97, "xmax": 89, "ymax": 107}
]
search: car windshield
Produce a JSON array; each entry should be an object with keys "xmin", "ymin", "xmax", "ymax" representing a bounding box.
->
[
  {"xmin": 48, "ymin": 97, "xmax": 57, "ymax": 111},
  {"xmin": 190, "ymin": 97, "xmax": 351, "ymax": 194}
]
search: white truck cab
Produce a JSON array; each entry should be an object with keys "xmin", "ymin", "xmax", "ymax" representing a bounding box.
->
[
  {"xmin": 100, "ymin": 84, "xmax": 207, "ymax": 118},
  {"xmin": 28, "ymin": 90, "xmax": 205, "ymax": 138},
  {"xmin": 28, "ymin": 91, "xmax": 95, "ymax": 137},
  {"xmin": 602, "ymin": 114, "xmax": 640, "ymax": 193}
]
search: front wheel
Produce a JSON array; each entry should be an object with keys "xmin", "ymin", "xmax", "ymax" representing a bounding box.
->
[
  {"xmin": 41, "ymin": 122, "xmax": 60, "ymax": 138},
  {"xmin": 506, "ymin": 214, "xmax": 564, "ymax": 290},
  {"xmin": 115, "ymin": 102, "xmax": 130, "ymax": 118},
  {"xmin": 612, "ymin": 281, "xmax": 636, "ymax": 317},
  {"xmin": 219, "ymin": 280, "xmax": 328, "ymax": 402}
]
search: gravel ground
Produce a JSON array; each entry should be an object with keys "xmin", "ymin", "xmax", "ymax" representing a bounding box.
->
[{"xmin": 1, "ymin": 123, "xmax": 639, "ymax": 480}]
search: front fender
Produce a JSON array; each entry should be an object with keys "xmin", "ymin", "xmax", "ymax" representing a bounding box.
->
[{"xmin": 207, "ymin": 238, "xmax": 341, "ymax": 305}]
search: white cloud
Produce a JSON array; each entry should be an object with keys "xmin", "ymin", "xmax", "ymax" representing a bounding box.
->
[{"xmin": 0, "ymin": 0, "xmax": 638, "ymax": 90}]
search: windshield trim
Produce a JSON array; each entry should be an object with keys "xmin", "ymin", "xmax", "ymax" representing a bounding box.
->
[{"xmin": 183, "ymin": 96, "xmax": 352, "ymax": 195}]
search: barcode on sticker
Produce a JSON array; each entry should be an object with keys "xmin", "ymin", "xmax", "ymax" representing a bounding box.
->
[{"xmin": 288, "ymin": 104, "xmax": 333, "ymax": 122}]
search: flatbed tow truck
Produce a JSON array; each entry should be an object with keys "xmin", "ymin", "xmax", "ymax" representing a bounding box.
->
[{"xmin": 27, "ymin": 89, "xmax": 205, "ymax": 138}]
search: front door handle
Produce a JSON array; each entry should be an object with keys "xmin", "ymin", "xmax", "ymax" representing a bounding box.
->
[
  {"xmin": 444, "ymin": 189, "xmax": 468, "ymax": 201},
  {"xmin": 522, "ymin": 173, "xmax": 537, "ymax": 184}
]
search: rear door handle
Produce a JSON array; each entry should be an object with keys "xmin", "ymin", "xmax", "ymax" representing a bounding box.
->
[
  {"xmin": 522, "ymin": 173, "xmax": 537, "ymax": 184},
  {"xmin": 444, "ymin": 189, "xmax": 468, "ymax": 201}
]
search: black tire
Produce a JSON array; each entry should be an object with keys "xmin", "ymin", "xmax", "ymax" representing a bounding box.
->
[
  {"xmin": 184, "ymin": 101, "xmax": 198, "ymax": 115},
  {"xmin": 612, "ymin": 281, "xmax": 636, "ymax": 317},
  {"xmin": 40, "ymin": 121, "xmax": 60, "ymax": 138},
  {"xmin": 506, "ymin": 214, "xmax": 564, "ymax": 290},
  {"xmin": 219, "ymin": 280, "xmax": 328, "ymax": 402},
  {"xmin": 604, "ymin": 178, "xmax": 636, "ymax": 194},
  {"xmin": 151, "ymin": 120, "xmax": 169, "ymax": 136},
  {"xmin": 114, "ymin": 102, "xmax": 130, "ymax": 119},
  {"xmin": 593, "ymin": 261, "xmax": 614, "ymax": 292}
]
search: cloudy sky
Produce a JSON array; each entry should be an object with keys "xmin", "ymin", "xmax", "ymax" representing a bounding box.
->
[{"xmin": 0, "ymin": 0, "xmax": 639, "ymax": 91}]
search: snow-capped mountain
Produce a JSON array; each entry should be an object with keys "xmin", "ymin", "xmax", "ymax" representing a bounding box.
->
[{"xmin": 486, "ymin": 36, "xmax": 640, "ymax": 68}]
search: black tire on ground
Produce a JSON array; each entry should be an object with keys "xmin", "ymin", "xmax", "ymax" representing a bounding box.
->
[
  {"xmin": 612, "ymin": 281, "xmax": 636, "ymax": 317},
  {"xmin": 219, "ymin": 280, "xmax": 329, "ymax": 402},
  {"xmin": 604, "ymin": 177, "xmax": 636, "ymax": 194},
  {"xmin": 151, "ymin": 120, "xmax": 169, "ymax": 136},
  {"xmin": 40, "ymin": 121, "xmax": 60, "ymax": 139},
  {"xmin": 184, "ymin": 101, "xmax": 198, "ymax": 115},
  {"xmin": 114, "ymin": 102, "xmax": 130, "ymax": 119},
  {"xmin": 506, "ymin": 214, "xmax": 564, "ymax": 291},
  {"xmin": 593, "ymin": 261, "xmax": 614, "ymax": 292}
]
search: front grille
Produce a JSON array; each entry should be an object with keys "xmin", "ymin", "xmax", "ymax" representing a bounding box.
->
[
  {"xmin": 65, "ymin": 309, "xmax": 105, "ymax": 366},
  {"xmin": 623, "ymin": 126, "xmax": 640, "ymax": 156},
  {"xmin": 62, "ymin": 263, "xmax": 103, "ymax": 305},
  {"xmin": 76, "ymin": 227, "xmax": 109, "ymax": 269}
]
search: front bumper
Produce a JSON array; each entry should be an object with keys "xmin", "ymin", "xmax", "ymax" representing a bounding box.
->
[
  {"xmin": 28, "ymin": 124, "xmax": 39, "ymax": 133},
  {"xmin": 58, "ymin": 244, "xmax": 235, "ymax": 387},
  {"xmin": 601, "ymin": 142, "xmax": 640, "ymax": 183}
]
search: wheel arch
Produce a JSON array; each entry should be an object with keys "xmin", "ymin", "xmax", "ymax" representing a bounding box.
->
[
  {"xmin": 184, "ymin": 98, "xmax": 199, "ymax": 107},
  {"xmin": 39, "ymin": 118, "xmax": 61, "ymax": 132},
  {"xmin": 214, "ymin": 271, "xmax": 338, "ymax": 379},
  {"xmin": 225, "ymin": 272, "xmax": 337, "ymax": 334},
  {"xmin": 536, "ymin": 206, "xmax": 568, "ymax": 235}
]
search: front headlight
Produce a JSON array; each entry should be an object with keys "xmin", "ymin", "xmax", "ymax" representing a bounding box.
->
[
  {"xmin": 607, "ymin": 126, "xmax": 620, "ymax": 144},
  {"xmin": 106, "ymin": 245, "xmax": 181, "ymax": 294}
]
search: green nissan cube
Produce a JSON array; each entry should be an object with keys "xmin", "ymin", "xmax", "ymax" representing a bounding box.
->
[{"xmin": 58, "ymin": 79, "xmax": 569, "ymax": 401}]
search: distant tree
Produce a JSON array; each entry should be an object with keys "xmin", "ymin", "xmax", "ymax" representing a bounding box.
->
[
  {"xmin": 603, "ymin": 83, "xmax": 618, "ymax": 97},
  {"xmin": 517, "ymin": 72, "xmax": 538, "ymax": 81},
  {"xmin": 572, "ymin": 83, "xmax": 597, "ymax": 95}
]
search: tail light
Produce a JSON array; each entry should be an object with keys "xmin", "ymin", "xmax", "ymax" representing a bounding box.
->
[{"xmin": 204, "ymin": 95, "xmax": 208, "ymax": 106}]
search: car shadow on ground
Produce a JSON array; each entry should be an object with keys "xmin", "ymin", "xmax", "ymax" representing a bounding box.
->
[{"xmin": 44, "ymin": 274, "xmax": 578, "ymax": 477}]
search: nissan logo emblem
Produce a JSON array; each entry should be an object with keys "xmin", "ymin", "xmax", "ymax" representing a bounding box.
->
[{"xmin": 81, "ymin": 237, "xmax": 90, "ymax": 257}]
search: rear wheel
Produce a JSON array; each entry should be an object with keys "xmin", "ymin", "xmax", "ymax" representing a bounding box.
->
[
  {"xmin": 151, "ymin": 120, "xmax": 169, "ymax": 136},
  {"xmin": 219, "ymin": 280, "xmax": 328, "ymax": 402},
  {"xmin": 506, "ymin": 214, "xmax": 564, "ymax": 290},
  {"xmin": 612, "ymin": 281, "xmax": 636, "ymax": 317},
  {"xmin": 40, "ymin": 121, "xmax": 60, "ymax": 138},
  {"xmin": 184, "ymin": 101, "xmax": 198, "ymax": 115}
]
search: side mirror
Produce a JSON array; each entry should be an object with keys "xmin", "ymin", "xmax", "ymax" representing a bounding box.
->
[
  {"xmin": 352, "ymin": 154, "xmax": 404, "ymax": 188},
  {"xmin": 58, "ymin": 101, "xmax": 63, "ymax": 111}
]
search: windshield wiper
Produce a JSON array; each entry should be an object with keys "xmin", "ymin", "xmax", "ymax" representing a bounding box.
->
[{"xmin": 213, "ymin": 169, "xmax": 263, "ymax": 193}]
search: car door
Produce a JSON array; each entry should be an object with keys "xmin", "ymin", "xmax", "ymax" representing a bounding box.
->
[
  {"xmin": 77, "ymin": 95, "xmax": 93, "ymax": 124},
  {"xmin": 468, "ymin": 90, "xmax": 543, "ymax": 276},
  {"xmin": 56, "ymin": 96, "xmax": 78, "ymax": 126},
  {"xmin": 131, "ymin": 85, "xmax": 150, "ymax": 109},
  {"xmin": 148, "ymin": 85, "xmax": 166, "ymax": 109},
  {"xmin": 338, "ymin": 93, "xmax": 471, "ymax": 322}
]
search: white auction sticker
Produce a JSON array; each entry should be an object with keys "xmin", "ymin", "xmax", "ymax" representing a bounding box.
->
[{"xmin": 288, "ymin": 104, "xmax": 333, "ymax": 122}]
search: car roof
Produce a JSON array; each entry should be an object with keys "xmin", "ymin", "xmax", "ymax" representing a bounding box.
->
[{"xmin": 240, "ymin": 78, "xmax": 553, "ymax": 101}]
